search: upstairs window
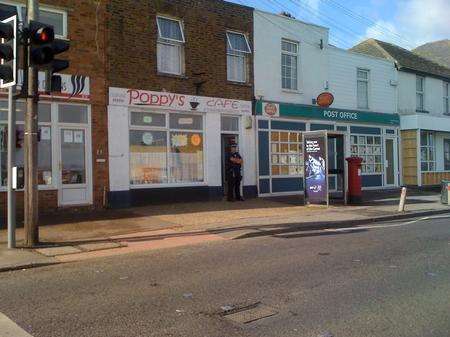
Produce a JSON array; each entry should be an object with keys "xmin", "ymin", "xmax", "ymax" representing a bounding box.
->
[
  {"xmin": 357, "ymin": 69, "xmax": 369, "ymax": 109},
  {"xmin": 226, "ymin": 31, "xmax": 251, "ymax": 83},
  {"xmin": 444, "ymin": 82, "xmax": 449, "ymax": 115},
  {"xmin": 281, "ymin": 39, "xmax": 299, "ymax": 91},
  {"xmin": 156, "ymin": 16, "xmax": 185, "ymax": 75},
  {"xmin": 416, "ymin": 76, "xmax": 425, "ymax": 111},
  {"xmin": 0, "ymin": 2, "xmax": 67, "ymax": 38}
]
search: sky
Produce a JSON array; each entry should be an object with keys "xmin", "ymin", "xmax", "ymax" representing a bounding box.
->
[{"xmin": 227, "ymin": 0, "xmax": 450, "ymax": 50}]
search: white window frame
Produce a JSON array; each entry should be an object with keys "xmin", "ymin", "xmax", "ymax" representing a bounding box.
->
[
  {"xmin": 156, "ymin": 15, "xmax": 185, "ymax": 76},
  {"xmin": 444, "ymin": 82, "xmax": 449, "ymax": 115},
  {"xmin": 281, "ymin": 39, "xmax": 299, "ymax": 91},
  {"xmin": 0, "ymin": 0, "xmax": 68, "ymax": 38},
  {"xmin": 350, "ymin": 134, "xmax": 383, "ymax": 175},
  {"xmin": 416, "ymin": 75, "xmax": 425, "ymax": 112},
  {"xmin": 357, "ymin": 68, "xmax": 370, "ymax": 109},
  {"xmin": 420, "ymin": 131, "xmax": 435, "ymax": 172},
  {"xmin": 129, "ymin": 110, "xmax": 206, "ymax": 188},
  {"xmin": 226, "ymin": 30, "xmax": 251, "ymax": 83}
]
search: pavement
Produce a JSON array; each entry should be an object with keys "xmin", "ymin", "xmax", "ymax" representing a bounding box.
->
[
  {"xmin": 0, "ymin": 188, "xmax": 449, "ymax": 271},
  {"xmin": 0, "ymin": 214, "xmax": 449, "ymax": 337}
]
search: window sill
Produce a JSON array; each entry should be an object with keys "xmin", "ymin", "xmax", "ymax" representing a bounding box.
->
[
  {"xmin": 157, "ymin": 72, "xmax": 188, "ymax": 80},
  {"xmin": 416, "ymin": 109, "xmax": 429, "ymax": 113},
  {"xmin": 281, "ymin": 89, "xmax": 303, "ymax": 95},
  {"xmin": 227, "ymin": 80, "xmax": 252, "ymax": 87}
]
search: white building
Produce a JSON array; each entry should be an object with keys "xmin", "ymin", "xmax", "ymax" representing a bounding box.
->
[
  {"xmin": 351, "ymin": 39, "xmax": 450, "ymax": 187},
  {"xmin": 253, "ymin": 10, "xmax": 400, "ymax": 197}
]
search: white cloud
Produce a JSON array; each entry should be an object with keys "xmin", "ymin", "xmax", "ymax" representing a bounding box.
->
[
  {"xmin": 305, "ymin": 0, "xmax": 320, "ymax": 11},
  {"xmin": 362, "ymin": 0, "xmax": 450, "ymax": 49}
]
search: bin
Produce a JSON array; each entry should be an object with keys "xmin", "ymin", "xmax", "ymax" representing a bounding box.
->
[{"xmin": 441, "ymin": 180, "xmax": 450, "ymax": 205}]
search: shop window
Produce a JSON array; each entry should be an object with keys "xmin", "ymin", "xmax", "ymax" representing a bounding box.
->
[
  {"xmin": 420, "ymin": 131, "xmax": 435, "ymax": 172},
  {"xmin": 444, "ymin": 139, "xmax": 450, "ymax": 171},
  {"xmin": 416, "ymin": 76, "xmax": 424, "ymax": 111},
  {"xmin": 350, "ymin": 135, "xmax": 382, "ymax": 173},
  {"xmin": 270, "ymin": 131, "xmax": 303, "ymax": 176},
  {"xmin": 357, "ymin": 69, "xmax": 369, "ymax": 109},
  {"xmin": 281, "ymin": 39, "xmax": 298, "ymax": 91},
  {"xmin": 58, "ymin": 104, "xmax": 88, "ymax": 124},
  {"xmin": 0, "ymin": 102, "xmax": 53, "ymax": 187},
  {"xmin": 221, "ymin": 115, "xmax": 239, "ymax": 132},
  {"xmin": 156, "ymin": 16, "xmax": 185, "ymax": 75},
  {"xmin": 129, "ymin": 111, "xmax": 204, "ymax": 185},
  {"xmin": 226, "ymin": 31, "xmax": 251, "ymax": 83},
  {"xmin": 444, "ymin": 82, "xmax": 449, "ymax": 115}
]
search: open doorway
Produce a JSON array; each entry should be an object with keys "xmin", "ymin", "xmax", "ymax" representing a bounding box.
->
[
  {"xmin": 328, "ymin": 133, "xmax": 346, "ymax": 204},
  {"xmin": 221, "ymin": 134, "xmax": 239, "ymax": 198}
]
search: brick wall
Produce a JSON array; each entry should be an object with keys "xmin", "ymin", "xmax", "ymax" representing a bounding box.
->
[{"xmin": 107, "ymin": 0, "xmax": 254, "ymax": 101}]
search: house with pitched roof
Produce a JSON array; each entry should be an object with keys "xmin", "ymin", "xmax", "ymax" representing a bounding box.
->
[{"xmin": 351, "ymin": 39, "xmax": 450, "ymax": 187}]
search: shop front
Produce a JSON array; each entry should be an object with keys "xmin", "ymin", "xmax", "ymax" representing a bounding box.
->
[
  {"xmin": 107, "ymin": 87, "xmax": 256, "ymax": 207},
  {"xmin": 256, "ymin": 101, "xmax": 401, "ymax": 196},
  {"xmin": 400, "ymin": 114, "xmax": 450, "ymax": 186},
  {"xmin": 0, "ymin": 73, "xmax": 92, "ymax": 215}
]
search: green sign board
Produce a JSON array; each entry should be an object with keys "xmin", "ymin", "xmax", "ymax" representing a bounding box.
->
[{"xmin": 256, "ymin": 101, "xmax": 400, "ymax": 126}]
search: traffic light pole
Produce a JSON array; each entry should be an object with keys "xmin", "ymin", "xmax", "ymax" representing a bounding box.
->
[
  {"xmin": 7, "ymin": 85, "xmax": 16, "ymax": 249},
  {"xmin": 24, "ymin": 0, "xmax": 39, "ymax": 247}
]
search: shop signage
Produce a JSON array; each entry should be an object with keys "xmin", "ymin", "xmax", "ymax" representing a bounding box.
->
[
  {"xmin": 109, "ymin": 87, "xmax": 252, "ymax": 115},
  {"xmin": 316, "ymin": 92, "xmax": 334, "ymax": 107},
  {"xmin": 262, "ymin": 102, "xmax": 279, "ymax": 117},
  {"xmin": 304, "ymin": 131, "xmax": 329, "ymax": 206},
  {"xmin": 0, "ymin": 69, "xmax": 90, "ymax": 100},
  {"xmin": 256, "ymin": 101, "xmax": 400, "ymax": 126}
]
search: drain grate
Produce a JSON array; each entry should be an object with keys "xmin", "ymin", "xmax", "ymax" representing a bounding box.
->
[{"xmin": 222, "ymin": 302, "xmax": 278, "ymax": 324}]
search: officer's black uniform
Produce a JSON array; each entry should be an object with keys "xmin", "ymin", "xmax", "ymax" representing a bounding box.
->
[{"xmin": 226, "ymin": 149, "xmax": 243, "ymax": 201}]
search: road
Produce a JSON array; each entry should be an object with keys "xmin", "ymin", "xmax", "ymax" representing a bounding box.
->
[{"xmin": 0, "ymin": 215, "xmax": 449, "ymax": 337}]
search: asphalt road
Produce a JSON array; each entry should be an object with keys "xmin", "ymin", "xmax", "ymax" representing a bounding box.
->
[{"xmin": 0, "ymin": 215, "xmax": 449, "ymax": 337}]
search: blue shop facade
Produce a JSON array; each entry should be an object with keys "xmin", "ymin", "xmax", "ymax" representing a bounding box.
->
[{"xmin": 256, "ymin": 101, "xmax": 401, "ymax": 196}]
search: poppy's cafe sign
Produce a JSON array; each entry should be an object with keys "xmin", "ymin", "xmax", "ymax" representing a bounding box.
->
[
  {"xmin": 304, "ymin": 131, "xmax": 329, "ymax": 206},
  {"xmin": 109, "ymin": 87, "xmax": 252, "ymax": 115},
  {"xmin": 0, "ymin": 69, "xmax": 90, "ymax": 100}
]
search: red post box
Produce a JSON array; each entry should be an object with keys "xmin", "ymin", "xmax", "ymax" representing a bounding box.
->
[{"xmin": 346, "ymin": 157, "xmax": 363, "ymax": 204}]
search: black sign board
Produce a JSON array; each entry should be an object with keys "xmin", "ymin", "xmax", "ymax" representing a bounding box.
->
[{"xmin": 304, "ymin": 131, "xmax": 328, "ymax": 206}]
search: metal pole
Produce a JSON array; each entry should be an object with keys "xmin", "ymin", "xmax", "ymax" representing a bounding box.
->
[
  {"xmin": 24, "ymin": 0, "xmax": 39, "ymax": 247},
  {"xmin": 7, "ymin": 85, "xmax": 16, "ymax": 249}
]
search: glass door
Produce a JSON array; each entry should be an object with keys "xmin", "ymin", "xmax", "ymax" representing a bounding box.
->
[
  {"xmin": 59, "ymin": 127, "xmax": 89, "ymax": 205},
  {"xmin": 384, "ymin": 137, "xmax": 397, "ymax": 186}
]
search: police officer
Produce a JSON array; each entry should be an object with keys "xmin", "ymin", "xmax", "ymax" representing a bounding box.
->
[{"xmin": 226, "ymin": 143, "xmax": 244, "ymax": 201}]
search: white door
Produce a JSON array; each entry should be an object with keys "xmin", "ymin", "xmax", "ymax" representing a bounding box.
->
[
  {"xmin": 384, "ymin": 137, "xmax": 398, "ymax": 186},
  {"xmin": 58, "ymin": 127, "xmax": 91, "ymax": 205}
]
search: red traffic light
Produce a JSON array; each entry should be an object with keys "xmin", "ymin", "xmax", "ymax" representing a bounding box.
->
[{"xmin": 31, "ymin": 26, "xmax": 54, "ymax": 44}]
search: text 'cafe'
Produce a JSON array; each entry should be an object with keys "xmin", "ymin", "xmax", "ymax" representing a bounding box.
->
[{"xmin": 107, "ymin": 87, "xmax": 257, "ymax": 207}]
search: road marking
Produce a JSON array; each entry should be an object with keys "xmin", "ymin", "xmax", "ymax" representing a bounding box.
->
[
  {"xmin": 324, "ymin": 215, "xmax": 450, "ymax": 233},
  {"xmin": 0, "ymin": 312, "xmax": 33, "ymax": 337}
]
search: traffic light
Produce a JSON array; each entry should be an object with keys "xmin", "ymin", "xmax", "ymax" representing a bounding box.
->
[
  {"xmin": 0, "ymin": 15, "xmax": 16, "ymax": 88},
  {"xmin": 29, "ymin": 20, "xmax": 69, "ymax": 92}
]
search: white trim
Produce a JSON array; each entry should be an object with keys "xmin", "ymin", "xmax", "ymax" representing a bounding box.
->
[
  {"xmin": 226, "ymin": 30, "xmax": 251, "ymax": 54},
  {"xmin": 156, "ymin": 15, "xmax": 185, "ymax": 43}
]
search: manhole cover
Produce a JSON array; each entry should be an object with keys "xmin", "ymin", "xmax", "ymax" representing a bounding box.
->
[{"xmin": 222, "ymin": 303, "xmax": 278, "ymax": 324}]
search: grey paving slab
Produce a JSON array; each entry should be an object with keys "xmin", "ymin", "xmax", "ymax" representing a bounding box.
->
[
  {"xmin": 76, "ymin": 241, "xmax": 123, "ymax": 252},
  {"xmin": 35, "ymin": 246, "xmax": 82, "ymax": 257}
]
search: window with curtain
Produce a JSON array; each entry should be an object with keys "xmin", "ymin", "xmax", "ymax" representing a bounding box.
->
[
  {"xmin": 416, "ymin": 76, "xmax": 425, "ymax": 111},
  {"xmin": 156, "ymin": 16, "xmax": 185, "ymax": 75},
  {"xmin": 281, "ymin": 39, "xmax": 298, "ymax": 90},
  {"xmin": 226, "ymin": 31, "xmax": 251, "ymax": 83},
  {"xmin": 129, "ymin": 111, "xmax": 204, "ymax": 185},
  {"xmin": 420, "ymin": 131, "xmax": 435, "ymax": 172},
  {"xmin": 357, "ymin": 69, "xmax": 369, "ymax": 109}
]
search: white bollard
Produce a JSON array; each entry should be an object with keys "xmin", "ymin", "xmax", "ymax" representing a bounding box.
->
[{"xmin": 398, "ymin": 187, "xmax": 407, "ymax": 212}]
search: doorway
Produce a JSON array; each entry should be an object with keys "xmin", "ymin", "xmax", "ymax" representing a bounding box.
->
[
  {"xmin": 328, "ymin": 133, "xmax": 346, "ymax": 203},
  {"xmin": 221, "ymin": 134, "xmax": 239, "ymax": 198},
  {"xmin": 58, "ymin": 127, "xmax": 91, "ymax": 205},
  {"xmin": 384, "ymin": 137, "xmax": 398, "ymax": 186}
]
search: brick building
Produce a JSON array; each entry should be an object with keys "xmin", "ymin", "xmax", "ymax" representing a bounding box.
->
[
  {"xmin": 0, "ymin": 0, "xmax": 109, "ymax": 223},
  {"xmin": 106, "ymin": 0, "xmax": 256, "ymax": 207}
]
